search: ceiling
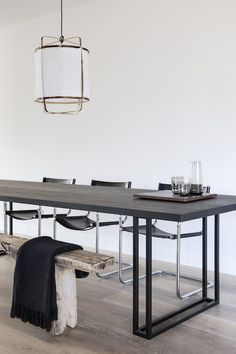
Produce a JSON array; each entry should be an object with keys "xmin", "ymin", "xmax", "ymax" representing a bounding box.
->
[{"xmin": 0, "ymin": 0, "xmax": 90, "ymax": 28}]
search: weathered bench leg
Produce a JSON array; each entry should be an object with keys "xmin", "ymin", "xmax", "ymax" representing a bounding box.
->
[{"xmin": 51, "ymin": 264, "xmax": 77, "ymax": 336}]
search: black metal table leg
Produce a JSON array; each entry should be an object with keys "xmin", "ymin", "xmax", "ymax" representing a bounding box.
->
[
  {"xmin": 146, "ymin": 218, "xmax": 153, "ymax": 339},
  {"xmin": 133, "ymin": 217, "xmax": 139, "ymax": 334},
  {"xmin": 133, "ymin": 215, "xmax": 220, "ymax": 340},
  {"xmin": 202, "ymin": 217, "xmax": 208, "ymax": 299},
  {"xmin": 9, "ymin": 202, "xmax": 13, "ymax": 236},
  {"xmin": 214, "ymin": 215, "xmax": 220, "ymax": 303}
]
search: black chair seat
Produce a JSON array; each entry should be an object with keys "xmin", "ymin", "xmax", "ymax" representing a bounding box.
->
[
  {"xmin": 6, "ymin": 209, "xmax": 39, "ymax": 220},
  {"xmin": 6, "ymin": 210, "xmax": 68, "ymax": 221},
  {"xmin": 56, "ymin": 215, "xmax": 119, "ymax": 231},
  {"xmin": 122, "ymin": 225, "xmax": 202, "ymax": 239},
  {"xmin": 56, "ymin": 215, "xmax": 97, "ymax": 231}
]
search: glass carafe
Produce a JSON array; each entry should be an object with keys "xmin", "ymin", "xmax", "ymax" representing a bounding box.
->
[{"xmin": 189, "ymin": 161, "xmax": 203, "ymax": 194}]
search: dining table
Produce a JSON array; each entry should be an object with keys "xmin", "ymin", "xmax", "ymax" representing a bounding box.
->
[{"xmin": 0, "ymin": 179, "xmax": 236, "ymax": 339}]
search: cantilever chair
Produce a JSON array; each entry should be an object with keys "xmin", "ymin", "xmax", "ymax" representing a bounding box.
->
[
  {"xmin": 119, "ymin": 183, "xmax": 213, "ymax": 299},
  {"xmin": 53, "ymin": 180, "xmax": 132, "ymax": 278},
  {"xmin": 4, "ymin": 177, "xmax": 76, "ymax": 237}
]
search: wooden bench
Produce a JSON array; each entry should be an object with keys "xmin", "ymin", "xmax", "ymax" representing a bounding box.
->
[{"xmin": 0, "ymin": 234, "xmax": 115, "ymax": 336}]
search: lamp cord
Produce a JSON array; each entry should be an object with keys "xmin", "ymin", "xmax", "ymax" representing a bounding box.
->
[{"xmin": 59, "ymin": 0, "xmax": 64, "ymax": 43}]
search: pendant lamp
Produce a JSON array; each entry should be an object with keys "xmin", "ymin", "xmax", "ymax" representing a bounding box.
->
[{"xmin": 35, "ymin": 0, "xmax": 90, "ymax": 114}]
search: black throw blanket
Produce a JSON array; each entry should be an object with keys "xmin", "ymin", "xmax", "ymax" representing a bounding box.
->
[{"xmin": 10, "ymin": 236, "xmax": 88, "ymax": 331}]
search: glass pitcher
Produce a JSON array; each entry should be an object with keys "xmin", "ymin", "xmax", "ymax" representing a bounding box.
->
[{"xmin": 189, "ymin": 161, "xmax": 203, "ymax": 194}]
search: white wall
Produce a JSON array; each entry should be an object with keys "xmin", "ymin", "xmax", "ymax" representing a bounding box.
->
[{"xmin": 0, "ymin": 0, "xmax": 236, "ymax": 274}]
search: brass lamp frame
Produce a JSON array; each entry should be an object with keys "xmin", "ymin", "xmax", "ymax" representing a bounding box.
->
[{"xmin": 35, "ymin": 36, "xmax": 90, "ymax": 115}]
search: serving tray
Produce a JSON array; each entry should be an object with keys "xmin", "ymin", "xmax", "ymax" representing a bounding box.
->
[{"xmin": 133, "ymin": 190, "xmax": 217, "ymax": 203}]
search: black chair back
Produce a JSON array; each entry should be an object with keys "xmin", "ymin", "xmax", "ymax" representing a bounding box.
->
[
  {"xmin": 158, "ymin": 183, "xmax": 171, "ymax": 191},
  {"xmin": 91, "ymin": 180, "xmax": 131, "ymax": 188},
  {"xmin": 43, "ymin": 177, "xmax": 76, "ymax": 185}
]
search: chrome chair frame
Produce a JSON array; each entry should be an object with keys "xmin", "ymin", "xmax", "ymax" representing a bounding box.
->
[
  {"xmin": 119, "ymin": 218, "xmax": 213, "ymax": 299},
  {"xmin": 3, "ymin": 178, "xmax": 76, "ymax": 237},
  {"xmin": 3, "ymin": 202, "xmax": 42, "ymax": 236},
  {"xmin": 100, "ymin": 182, "xmax": 214, "ymax": 300},
  {"xmin": 52, "ymin": 180, "xmax": 133, "ymax": 277},
  {"xmin": 95, "ymin": 214, "xmax": 133, "ymax": 279}
]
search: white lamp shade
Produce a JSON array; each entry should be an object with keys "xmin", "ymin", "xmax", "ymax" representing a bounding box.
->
[{"xmin": 35, "ymin": 46, "xmax": 90, "ymax": 104}]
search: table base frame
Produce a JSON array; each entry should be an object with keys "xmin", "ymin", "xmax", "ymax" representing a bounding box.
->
[{"xmin": 133, "ymin": 215, "xmax": 220, "ymax": 340}]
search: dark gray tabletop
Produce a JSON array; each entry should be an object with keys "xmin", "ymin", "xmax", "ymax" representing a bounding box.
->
[{"xmin": 0, "ymin": 179, "xmax": 235, "ymax": 222}]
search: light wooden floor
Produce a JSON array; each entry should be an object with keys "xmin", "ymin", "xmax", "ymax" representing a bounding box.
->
[{"xmin": 0, "ymin": 253, "xmax": 236, "ymax": 354}]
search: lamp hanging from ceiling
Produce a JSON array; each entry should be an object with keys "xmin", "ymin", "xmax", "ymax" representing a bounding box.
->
[{"xmin": 35, "ymin": 0, "xmax": 90, "ymax": 115}]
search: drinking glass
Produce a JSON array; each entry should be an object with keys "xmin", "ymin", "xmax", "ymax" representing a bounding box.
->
[
  {"xmin": 189, "ymin": 161, "xmax": 203, "ymax": 194},
  {"xmin": 171, "ymin": 176, "xmax": 184, "ymax": 194},
  {"xmin": 178, "ymin": 183, "xmax": 191, "ymax": 196}
]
